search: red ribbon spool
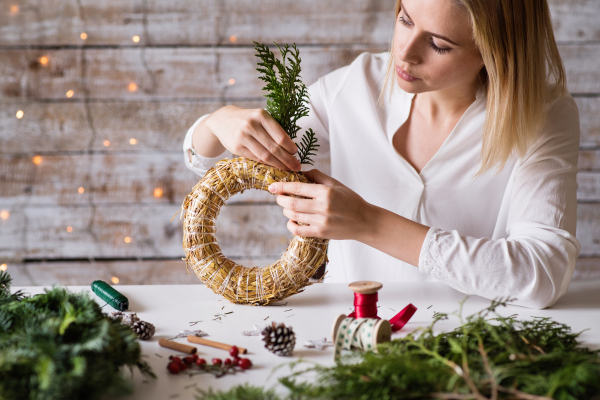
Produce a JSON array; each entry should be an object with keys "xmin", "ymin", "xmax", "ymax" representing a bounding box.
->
[{"xmin": 347, "ymin": 281, "xmax": 416, "ymax": 332}]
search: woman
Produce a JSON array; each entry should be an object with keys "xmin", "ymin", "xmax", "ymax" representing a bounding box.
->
[{"xmin": 183, "ymin": 0, "xmax": 580, "ymax": 309}]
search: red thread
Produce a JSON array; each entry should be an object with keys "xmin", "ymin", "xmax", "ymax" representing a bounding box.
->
[{"xmin": 348, "ymin": 292, "xmax": 416, "ymax": 332}]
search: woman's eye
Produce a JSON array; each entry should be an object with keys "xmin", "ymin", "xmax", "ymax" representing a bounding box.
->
[
  {"xmin": 398, "ymin": 16, "xmax": 412, "ymax": 27},
  {"xmin": 429, "ymin": 41, "xmax": 451, "ymax": 55}
]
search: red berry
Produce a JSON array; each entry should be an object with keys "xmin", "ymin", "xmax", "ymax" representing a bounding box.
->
[
  {"xmin": 184, "ymin": 356, "xmax": 195, "ymax": 365},
  {"xmin": 224, "ymin": 358, "xmax": 232, "ymax": 366},
  {"xmin": 170, "ymin": 356, "xmax": 183, "ymax": 365},
  {"xmin": 191, "ymin": 354, "xmax": 199, "ymax": 361},
  {"xmin": 239, "ymin": 358, "xmax": 252, "ymax": 370},
  {"xmin": 196, "ymin": 358, "xmax": 207, "ymax": 367},
  {"xmin": 212, "ymin": 358, "xmax": 222, "ymax": 366},
  {"xmin": 167, "ymin": 362, "xmax": 181, "ymax": 374},
  {"xmin": 233, "ymin": 356, "xmax": 241, "ymax": 366},
  {"xmin": 229, "ymin": 346, "xmax": 240, "ymax": 358}
]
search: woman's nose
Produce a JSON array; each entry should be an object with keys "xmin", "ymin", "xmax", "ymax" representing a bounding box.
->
[{"xmin": 397, "ymin": 32, "xmax": 421, "ymax": 64}]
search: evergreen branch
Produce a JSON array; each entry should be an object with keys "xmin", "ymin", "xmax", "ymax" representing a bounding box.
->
[
  {"xmin": 0, "ymin": 271, "xmax": 155, "ymax": 398},
  {"xmin": 0, "ymin": 270, "xmax": 12, "ymax": 299},
  {"xmin": 296, "ymin": 128, "xmax": 320, "ymax": 166},
  {"xmin": 253, "ymin": 41, "xmax": 319, "ymax": 165},
  {"xmin": 198, "ymin": 298, "xmax": 600, "ymax": 400}
]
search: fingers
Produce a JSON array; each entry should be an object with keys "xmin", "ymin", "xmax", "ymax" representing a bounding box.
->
[
  {"xmin": 276, "ymin": 193, "xmax": 314, "ymax": 213},
  {"xmin": 242, "ymin": 136, "xmax": 290, "ymax": 171},
  {"xmin": 286, "ymin": 219, "xmax": 323, "ymax": 238},
  {"xmin": 268, "ymin": 181, "xmax": 326, "ymax": 199},
  {"xmin": 259, "ymin": 111, "xmax": 298, "ymax": 156},
  {"xmin": 252, "ymin": 122, "xmax": 301, "ymax": 171},
  {"xmin": 301, "ymin": 169, "xmax": 342, "ymax": 186}
]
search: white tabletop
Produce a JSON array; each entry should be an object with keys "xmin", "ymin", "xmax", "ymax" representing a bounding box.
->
[{"xmin": 15, "ymin": 280, "xmax": 600, "ymax": 399}]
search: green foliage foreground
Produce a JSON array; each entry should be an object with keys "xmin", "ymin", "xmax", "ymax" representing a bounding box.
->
[
  {"xmin": 0, "ymin": 271, "xmax": 155, "ymax": 400},
  {"xmin": 197, "ymin": 299, "xmax": 600, "ymax": 400}
]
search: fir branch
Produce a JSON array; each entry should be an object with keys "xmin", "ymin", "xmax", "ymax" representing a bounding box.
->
[
  {"xmin": 296, "ymin": 128, "xmax": 320, "ymax": 166},
  {"xmin": 0, "ymin": 271, "xmax": 156, "ymax": 399},
  {"xmin": 196, "ymin": 383, "xmax": 279, "ymax": 400},
  {"xmin": 254, "ymin": 41, "xmax": 318, "ymax": 165},
  {"xmin": 0, "ymin": 270, "xmax": 11, "ymax": 299},
  {"xmin": 201, "ymin": 298, "xmax": 600, "ymax": 400}
]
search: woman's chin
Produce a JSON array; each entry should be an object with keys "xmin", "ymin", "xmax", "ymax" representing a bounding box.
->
[{"xmin": 395, "ymin": 75, "xmax": 425, "ymax": 94}]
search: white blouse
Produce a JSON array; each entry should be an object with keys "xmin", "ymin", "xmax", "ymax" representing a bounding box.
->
[{"xmin": 183, "ymin": 51, "xmax": 581, "ymax": 309}]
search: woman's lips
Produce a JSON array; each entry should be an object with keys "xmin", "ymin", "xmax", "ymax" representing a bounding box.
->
[{"xmin": 396, "ymin": 65, "xmax": 421, "ymax": 82}]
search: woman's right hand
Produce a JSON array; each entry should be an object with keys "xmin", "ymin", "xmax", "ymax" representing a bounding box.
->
[{"xmin": 205, "ymin": 105, "xmax": 302, "ymax": 171}]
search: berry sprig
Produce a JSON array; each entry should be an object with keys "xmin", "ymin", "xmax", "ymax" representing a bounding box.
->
[{"xmin": 166, "ymin": 346, "xmax": 252, "ymax": 378}]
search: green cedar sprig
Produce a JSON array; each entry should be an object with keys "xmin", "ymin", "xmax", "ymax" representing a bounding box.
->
[
  {"xmin": 196, "ymin": 298, "xmax": 600, "ymax": 400},
  {"xmin": 196, "ymin": 383, "xmax": 279, "ymax": 400},
  {"xmin": 254, "ymin": 41, "xmax": 320, "ymax": 166},
  {"xmin": 296, "ymin": 128, "xmax": 320, "ymax": 166},
  {"xmin": 0, "ymin": 271, "xmax": 155, "ymax": 400}
]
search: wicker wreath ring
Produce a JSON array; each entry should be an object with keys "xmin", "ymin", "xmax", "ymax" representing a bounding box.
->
[{"xmin": 181, "ymin": 157, "xmax": 330, "ymax": 306}]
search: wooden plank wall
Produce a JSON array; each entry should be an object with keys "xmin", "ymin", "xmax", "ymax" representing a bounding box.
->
[{"xmin": 1, "ymin": 0, "xmax": 599, "ymax": 286}]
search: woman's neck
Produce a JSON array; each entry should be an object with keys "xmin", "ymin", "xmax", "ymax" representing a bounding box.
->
[{"xmin": 415, "ymin": 78, "xmax": 481, "ymax": 124}]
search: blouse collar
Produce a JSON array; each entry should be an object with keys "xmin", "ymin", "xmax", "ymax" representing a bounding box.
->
[{"xmin": 383, "ymin": 83, "xmax": 486, "ymax": 144}]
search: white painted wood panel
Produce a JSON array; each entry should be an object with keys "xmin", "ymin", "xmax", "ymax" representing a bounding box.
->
[{"xmin": 0, "ymin": 0, "xmax": 596, "ymax": 46}]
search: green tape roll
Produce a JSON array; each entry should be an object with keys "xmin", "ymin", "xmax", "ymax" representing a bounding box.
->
[{"xmin": 91, "ymin": 280, "xmax": 129, "ymax": 311}]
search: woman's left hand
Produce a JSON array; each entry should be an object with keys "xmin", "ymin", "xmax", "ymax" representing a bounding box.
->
[{"xmin": 267, "ymin": 169, "xmax": 374, "ymax": 240}]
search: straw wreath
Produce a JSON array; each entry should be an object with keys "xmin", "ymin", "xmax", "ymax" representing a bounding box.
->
[{"xmin": 182, "ymin": 157, "xmax": 329, "ymax": 306}]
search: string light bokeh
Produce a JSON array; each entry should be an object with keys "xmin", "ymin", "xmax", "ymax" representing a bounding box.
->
[{"xmin": 1, "ymin": 3, "xmax": 299, "ymax": 288}]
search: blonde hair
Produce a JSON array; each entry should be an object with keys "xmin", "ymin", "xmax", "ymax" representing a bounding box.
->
[{"xmin": 379, "ymin": 0, "xmax": 567, "ymax": 175}]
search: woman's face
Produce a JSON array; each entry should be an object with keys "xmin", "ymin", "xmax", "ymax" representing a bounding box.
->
[{"xmin": 392, "ymin": 0, "xmax": 484, "ymax": 95}]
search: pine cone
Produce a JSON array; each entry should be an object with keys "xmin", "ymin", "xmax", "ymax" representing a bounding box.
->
[
  {"xmin": 261, "ymin": 322, "xmax": 295, "ymax": 356},
  {"xmin": 109, "ymin": 311, "xmax": 140, "ymax": 327},
  {"xmin": 132, "ymin": 321, "xmax": 155, "ymax": 340},
  {"xmin": 109, "ymin": 311, "xmax": 124, "ymax": 321}
]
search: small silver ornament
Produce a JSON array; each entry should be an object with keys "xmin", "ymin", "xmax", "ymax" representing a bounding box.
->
[{"xmin": 304, "ymin": 338, "xmax": 334, "ymax": 350}]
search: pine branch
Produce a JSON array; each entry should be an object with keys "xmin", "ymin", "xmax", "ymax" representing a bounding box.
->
[
  {"xmin": 0, "ymin": 271, "xmax": 156, "ymax": 398},
  {"xmin": 297, "ymin": 128, "xmax": 320, "ymax": 166},
  {"xmin": 253, "ymin": 41, "xmax": 318, "ymax": 165},
  {"xmin": 0, "ymin": 271, "xmax": 12, "ymax": 299}
]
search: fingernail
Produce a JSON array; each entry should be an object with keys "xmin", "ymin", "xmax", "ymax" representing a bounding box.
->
[{"xmin": 268, "ymin": 184, "xmax": 276, "ymax": 192}]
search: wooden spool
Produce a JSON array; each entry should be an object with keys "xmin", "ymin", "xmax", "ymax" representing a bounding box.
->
[
  {"xmin": 331, "ymin": 280, "xmax": 391, "ymax": 352},
  {"xmin": 331, "ymin": 314, "xmax": 391, "ymax": 352},
  {"xmin": 348, "ymin": 280, "xmax": 382, "ymax": 295}
]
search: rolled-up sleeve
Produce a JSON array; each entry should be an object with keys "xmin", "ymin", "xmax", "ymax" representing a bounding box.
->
[
  {"xmin": 418, "ymin": 93, "xmax": 581, "ymax": 309},
  {"xmin": 183, "ymin": 114, "xmax": 233, "ymax": 178},
  {"xmin": 182, "ymin": 62, "xmax": 350, "ymax": 177}
]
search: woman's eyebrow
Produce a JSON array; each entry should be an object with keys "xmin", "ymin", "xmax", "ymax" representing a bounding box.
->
[{"xmin": 401, "ymin": 4, "xmax": 461, "ymax": 46}]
